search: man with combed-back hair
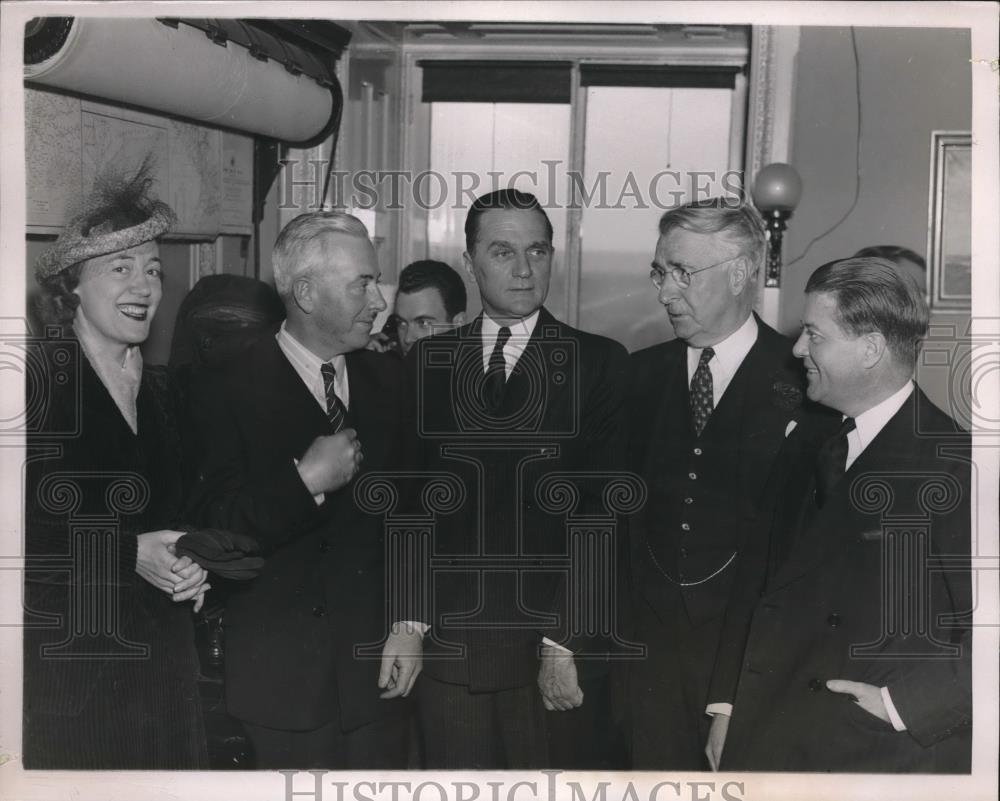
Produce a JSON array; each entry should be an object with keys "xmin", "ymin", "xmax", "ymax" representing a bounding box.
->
[
  {"xmin": 188, "ymin": 211, "xmax": 419, "ymax": 769},
  {"xmin": 705, "ymin": 257, "xmax": 971, "ymax": 772},
  {"xmin": 409, "ymin": 189, "xmax": 628, "ymax": 769}
]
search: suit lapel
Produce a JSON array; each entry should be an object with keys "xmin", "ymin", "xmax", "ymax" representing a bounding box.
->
[
  {"xmin": 638, "ymin": 339, "xmax": 686, "ymax": 472},
  {"xmin": 256, "ymin": 335, "xmax": 332, "ymax": 446},
  {"xmin": 638, "ymin": 341, "xmax": 687, "ymax": 536},
  {"xmin": 768, "ymin": 395, "xmax": 918, "ymax": 590}
]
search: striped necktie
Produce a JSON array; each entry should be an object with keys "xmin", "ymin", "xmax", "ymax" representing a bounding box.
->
[{"xmin": 320, "ymin": 362, "xmax": 347, "ymax": 433}]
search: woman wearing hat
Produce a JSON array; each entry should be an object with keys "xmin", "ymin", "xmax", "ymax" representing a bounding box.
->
[{"xmin": 24, "ymin": 164, "xmax": 209, "ymax": 768}]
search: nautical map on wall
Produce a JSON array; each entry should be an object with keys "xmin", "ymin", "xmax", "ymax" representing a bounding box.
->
[{"xmin": 26, "ymin": 88, "xmax": 249, "ymax": 239}]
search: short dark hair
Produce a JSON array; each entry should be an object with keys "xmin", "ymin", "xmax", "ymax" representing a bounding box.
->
[
  {"xmin": 805, "ymin": 256, "xmax": 929, "ymax": 366},
  {"xmin": 464, "ymin": 189, "xmax": 553, "ymax": 254},
  {"xmin": 853, "ymin": 245, "xmax": 927, "ymax": 272},
  {"xmin": 657, "ymin": 197, "xmax": 767, "ymax": 275},
  {"xmin": 398, "ymin": 260, "xmax": 467, "ymax": 319}
]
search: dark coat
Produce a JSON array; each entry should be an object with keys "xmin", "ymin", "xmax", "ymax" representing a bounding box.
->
[
  {"xmin": 187, "ymin": 332, "xmax": 414, "ymax": 733},
  {"xmin": 23, "ymin": 339, "xmax": 207, "ymax": 769},
  {"xmin": 712, "ymin": 388, "xmax": 972, "ymax": 772},
  {"xmin": 409, "ymin": 308, "xmax": 628, "ymax": 692},
  {"xmin": 622, "ymin": 316, "xmax": 821, "ymax": 768}
]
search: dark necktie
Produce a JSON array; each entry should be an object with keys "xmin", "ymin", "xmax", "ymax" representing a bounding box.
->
[
  {"xmin": 484, "ymin": 326, "xmax": 512, "ymax": 412},
  {"xmin": 814, "ymin": 416, "xmax": 857, "ymax": 507},
  {"xmin": 689, "ymin": 347, "xmax": 715, "ymax": 437},
  {"xmin": 320, "ymin": 362, "xmax": 347, "ymax": 433}
]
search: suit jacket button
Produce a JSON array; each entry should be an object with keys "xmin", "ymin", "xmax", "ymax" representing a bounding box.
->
[
  {"xmin": 808, "ymin": 677, "xmax": 823, "ymax": 692},
  {"xmin": 684, "ymin": 497, "xmax": 694, "ymax": 505},
  {"xmin": 681, "ymin": 523, "xmax": 691, "ymax": 531},
  {"xmin": 827, "ymin": 613, "xmax": 842, "ymax": 628},
  {"xmin": 680, "ymin": 547, "xmax": 688, "ymax": 558},
  {"xmin": 312, "ymin": 605, "xmax": 326, "ymax": 618},
  {"xmin": 319, "ymin": 540, "xmax": 330, "ymax": 553}
]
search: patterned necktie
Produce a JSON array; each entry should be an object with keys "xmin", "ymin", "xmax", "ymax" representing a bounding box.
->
[
  {"xmin": 814, "ymin": 416, "xmax": 857, "ymax": 507},
  {"xmin": 689, "ymin": 347, "xmax": 715, "ymax": 436},
  {"xmin": 320, "ymin": 362, "xmax": 347, "ymax": 433},
  {"xmin": 484, "ymin": 326, "xmax": 512, "ymax": 412}
]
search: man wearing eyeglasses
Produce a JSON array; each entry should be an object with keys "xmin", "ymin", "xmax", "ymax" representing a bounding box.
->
[{"xmin": 622, "ymin": 197, "xmax": 820, "ymax": 769}]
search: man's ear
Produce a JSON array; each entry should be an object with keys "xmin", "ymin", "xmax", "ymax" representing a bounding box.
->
[
  {"xmin": 462, "ymin": 250, "xmax": 475, "ymax": 280},
  {"xmin": 861, "ymin": 331, "xmax": 888, "ymax": 368},
  {"xmin": 451, "ymin": 311, "xmax": 467, "ymax": 327},
  {"xmin": 729, "ymin": 256, "xmax": 751, "ymax": 295},
  {"xmin": 291, "ymin": 276, "xmax": 313, "ymax": 314}
]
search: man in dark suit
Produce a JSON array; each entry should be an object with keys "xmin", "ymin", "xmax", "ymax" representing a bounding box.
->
[
  {"xmin": 705, "ymin": 257, "xmax": 971, "ymax": 772},
  {"xmin": 409, "ymin": 189, "xmax": 628, "ymax": 769},
  {"xmin": 188, "ymin": 212, "xmax": 421, "ymax": 769},
  {"xmin": 624, "ymin": 198, "xmax": 814, "ymax": 769}
]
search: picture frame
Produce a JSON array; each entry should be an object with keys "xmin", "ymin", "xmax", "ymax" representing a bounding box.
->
[{"xmin": 927, "ymin": 131, "xmax": 972, "ymax": 309}]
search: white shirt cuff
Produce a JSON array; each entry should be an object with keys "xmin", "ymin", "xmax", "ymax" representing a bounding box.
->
[
  {"xmin": 706, "ymin": 702, "xmax": 733, "ymax": 717},
  {"xmin": 292, "ymin": 457, "xmax": 325, "ymax": 506},
  {"xmin": 881, "ymin": 686, "xmax": 907, "ymax": 731},
  {"xmin": 541, "ymin": 637, "xmax": 573, "ymax": 653}
]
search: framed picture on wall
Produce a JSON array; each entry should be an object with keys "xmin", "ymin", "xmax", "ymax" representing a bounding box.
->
[{"xmin": 927, "ymin": 131, "xmax": 971, "ymax": 310}]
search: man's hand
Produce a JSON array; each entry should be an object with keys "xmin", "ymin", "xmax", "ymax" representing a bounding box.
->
[
  {"xmin": 705, "ymin": 712, "xmax": 730, "ymax": 771},
  {"xmin": 826, "ymin": 679, "xmax": 891, "ymax": 724},
  {"xmin": 137, "ymin": 532, "xmax": 212, "ymax": 609},
  {"xmin": 379, "ymin": 622, "xmax": 423, "ymax": 699},
  {"xmin": 537, "ymin": 644, "xmax": 584, "ymax": 711},
  {"xmin": 296, "ymin": 428, "xmax": 363, "ymax": 496},
  {"xmin": 169, "ymin": 554, "xmax": 211, "ymax": 608},
  {"xmin": 136, "ymin": 529, "xmax": 187, "ymax": 592}
]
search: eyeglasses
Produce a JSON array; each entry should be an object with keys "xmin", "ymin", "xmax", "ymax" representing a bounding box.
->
[{"xmin": 650, "ymin": 255, "xmax": 741, "ymax": 289}]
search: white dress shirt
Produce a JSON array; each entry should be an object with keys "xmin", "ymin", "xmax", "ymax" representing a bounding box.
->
[
  {"xmin": 275, "ymin": 322, "xmax": 350, "ymax": 412},
  {"xmin": 685, "ymin": 313, "xmax": 759, "ymax": 405},
  {"xmin": 846, "ymin": 380, "xmax": 914, "ymax": 470},
  {"xmin": 480, "ymin": 310, "xmax": 540, "ymax": 376}
]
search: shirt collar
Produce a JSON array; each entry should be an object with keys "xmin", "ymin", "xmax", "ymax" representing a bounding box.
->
[
  {"xmin": 481, "ymin": 309, "xmax": 541, "ymax": 344},
  {"xmin": 276, "ymin": 322, "xmax": 345, "ymax": 370},
  {"xmin": 275, "ymin": 321, "xmax": 349, "ymax": 411},
  {"xmin": 687, "ymin": 313, "xmax": 758, "ymax": 379},
  {"xmin": 851, "ymin": 380, "xmax": 914, "ymax": 453}
]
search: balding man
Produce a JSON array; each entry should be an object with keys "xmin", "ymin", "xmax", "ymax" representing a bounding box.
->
[{"xmin": 189, "ymin": 212, "xmax": 419, "ymax": 769}]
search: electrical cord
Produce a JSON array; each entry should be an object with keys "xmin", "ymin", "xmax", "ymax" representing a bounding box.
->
[{"xmin": 784, "ymin": 27, "xmax": 862, "ymax": 270}]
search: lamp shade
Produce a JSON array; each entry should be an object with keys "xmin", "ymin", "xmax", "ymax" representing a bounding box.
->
[{"xmin": 752, "ymin": 163, "xmax": 803, "ymax": 212}]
